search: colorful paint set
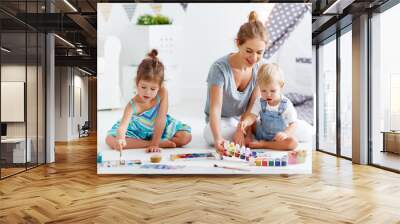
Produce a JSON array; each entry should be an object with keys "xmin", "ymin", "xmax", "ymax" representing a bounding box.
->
[
  {"xmin": 251, "ymin": 150, "xmax": 307, "ymax": 167},
  {"xmin": 222, "ymin": 142, "xmax": 253, "ymax": 161},
  {"xmin": 253, "ymin": 156, "xmax": 288, "ymax": 167},
  {"xmin": 170, "ymin": 152, "xmax": 216, "ymax": 161}
]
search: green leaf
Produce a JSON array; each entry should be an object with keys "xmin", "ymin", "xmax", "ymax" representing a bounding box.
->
[{"xmin": 137, "ymin": 14, "xmax": 172, "ymax": 25}]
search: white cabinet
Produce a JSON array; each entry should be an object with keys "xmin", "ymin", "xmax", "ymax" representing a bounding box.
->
[
  {"xmin": 128, "ymin": 25, "xmax": 180, "ymax": 66},
  {"xmin": 1, "ymin": 138, "xmax": 32, "ymax": 163}
]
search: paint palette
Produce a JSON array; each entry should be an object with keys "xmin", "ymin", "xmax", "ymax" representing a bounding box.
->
[
  {"xmin": 170, "ymin": 153, "xmax": 216, "ymax": 161},
  {"xmin": 98, "ymin": 160, "xmax": 142, "ymax": 168},
  {"xmin": 140, "ymin": 164, "xmax": 186, "ymax": 170}
]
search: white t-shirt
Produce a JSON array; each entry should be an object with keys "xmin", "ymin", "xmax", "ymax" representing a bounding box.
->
[{"xmin": 250, "ymin": 96, "xmax": 297, "ymax": 125}]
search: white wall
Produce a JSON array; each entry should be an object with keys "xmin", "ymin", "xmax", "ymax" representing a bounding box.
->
[
  {"xmin": 1, "ymin": 65, "xmax": 39, "ymax": 138},
  {"xmin": 1, "ymin": 65, "xmax": 26, "ymax": 141},
  {"xmin": 72, "ymin": 73, "xmax": 89, "ymax": 138},
  {"xmin": 1, "ymin": 64, "xmax": 46, "ymax": 163},
  {"xmin": 55, "ymin": 66, "xmax": 68, "ymax": 141},
  {"xmin": 55, "ymin": 67, "xmax": 89, "ymax": 141}
]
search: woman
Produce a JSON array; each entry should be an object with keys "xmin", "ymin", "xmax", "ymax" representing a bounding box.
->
[{"xmin": 203, "ymin": 11, "xmax": 269, "ymax": 154}]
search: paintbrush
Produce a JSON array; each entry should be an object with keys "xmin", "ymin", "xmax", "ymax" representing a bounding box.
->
[
  {"xmin": 213, "ymin": 164, "xmax": 250, "ymax": 172},
  {"xmin": 117, "ymin": 139, "xmax": 125, "ymax": 165},
  {"xmin": 119, "ymin": 149, "xmax": 125, "ymax": 165}
]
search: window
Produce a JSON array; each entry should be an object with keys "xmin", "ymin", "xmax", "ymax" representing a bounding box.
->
[
  {"xmin": 371, "ymin": 3, "xmax": 400, "ymax": 171},
  {"xmin": 0, "ymin": 1, "xmax": 47, "ymax": 179},
  {"xmin": 318, "ymin": 37, "xmax": 337, "ymax": 155},
  {"xmin": 340, "ymin": 28, "xmax": 352, "ymax": 158}
]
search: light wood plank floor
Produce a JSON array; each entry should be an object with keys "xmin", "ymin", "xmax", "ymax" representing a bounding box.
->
[
  {"xmin": 1, "ymin": 135, "xmax": 400, "ymax": 224},
  {"xmin": 1, "ymin": 167, "xmax": 26, "ymax": 178}
]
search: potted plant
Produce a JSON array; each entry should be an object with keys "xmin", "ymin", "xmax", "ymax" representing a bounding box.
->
[{"xmin": 136, "ymin": 14, "xmax": 172, "ymax": 25}]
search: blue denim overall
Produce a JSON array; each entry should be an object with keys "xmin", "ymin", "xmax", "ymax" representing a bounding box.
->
[{"xmin": 255, "ymin": 98, "xmax": 288, "ymax": 141}]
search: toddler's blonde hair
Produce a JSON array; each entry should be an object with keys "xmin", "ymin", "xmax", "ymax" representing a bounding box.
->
[{"xmin": 256, "ymin": 63, "xmax": 285, "ymax": 88}]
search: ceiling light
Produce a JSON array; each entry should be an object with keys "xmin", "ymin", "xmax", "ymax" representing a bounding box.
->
[
  {"xmin": 54, "ymin": 34, "xmax": 75, "ymax": 48},
  {"xmin": 323, "ymin": 0, "xmax": 354, "ymax": 15},
  {"xmin": 78, "ymin": 67, "xmax": 92, "ymax": 76},
  {"xmin": 1, "ymin": 47, "xmax": 11, "ymax": 53},
  {"xmin": 63, "ymin": 0, "xmax": 78, "ymax": 12}
]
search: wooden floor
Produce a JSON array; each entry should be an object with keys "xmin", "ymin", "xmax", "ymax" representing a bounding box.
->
[
  {"xmin": 1, "ymin": 167, "xmax": 26, "ymax": 178},
  {"xmin": 1, "ymin": 135, "xmax": 400, "ymax": 224},
  {"xmin": 1, "ymin": 163, "xmax": 45, "ymax": 178},
  {"xmin": 373, "ymin": 151, "xmax": 400, "ymax": 171}
]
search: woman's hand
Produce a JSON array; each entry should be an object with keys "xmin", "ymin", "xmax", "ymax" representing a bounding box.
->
[
  {"xmin": 214, "ymin": 138, "xmax": 227, "ymax": 156},
  {"xmin": 244, "ymin": 132, "xmax": 253, "ymax": 147},
  {"xmin": 233, "ymin": 127, "xmax": 246, "ymax": 146},
  {"xmin": 240, "ymin": 120, "xmax": 250, "ymax": 134}
]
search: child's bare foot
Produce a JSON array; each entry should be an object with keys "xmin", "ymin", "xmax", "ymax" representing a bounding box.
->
[
  {"xmin": 248, "ymin": 141, "xmax": 265, "ymax": 149},
  {"xmin": 159, "ymin": 140, "xmax": 176, "ymax": 148}
]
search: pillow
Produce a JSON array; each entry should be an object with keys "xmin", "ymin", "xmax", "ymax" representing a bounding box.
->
[
  {"xmin": 292, "ymin": 119, "xmax": 315, "ymax": 142},
  {"xmin": 295, "ymin": 100, "xmax": 314, "ymax": 125},
  {"xmin": 285, "ymin": 92, "xmax": 313, "ymax": 106}
]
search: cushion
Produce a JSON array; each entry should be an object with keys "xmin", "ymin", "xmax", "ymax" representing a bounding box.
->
[
  {"xmin": 293, "ymin": 119, "xmax": 315, "ymax": 142},
  {"xmin": 285, "ymin": 92, "xmax": 313, "ymax": 106}
]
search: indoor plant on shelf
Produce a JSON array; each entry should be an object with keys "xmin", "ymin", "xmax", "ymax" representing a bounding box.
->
[{"xmin": 137, "ymin": 14, "xmax": 172, "ymax": 25}]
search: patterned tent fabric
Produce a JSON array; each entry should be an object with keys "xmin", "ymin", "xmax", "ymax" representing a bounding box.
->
[
  {"xmin": 264, "ymin": 4, "xmax": 311, "ymax": 60},
  {"xmin": 122, "ymin": 4, "xmax": 137, "ymax": 22},
  {"xmin": 98, "ymin": 4, "xmax": 113, "ymax": 22},
  {"xmin": 181, "ymin": 3, "xmax": 188, "ymax": 12},
  {"xmin": 151, "ymin": 3, "xmax": 162, "ymax": 14}
]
